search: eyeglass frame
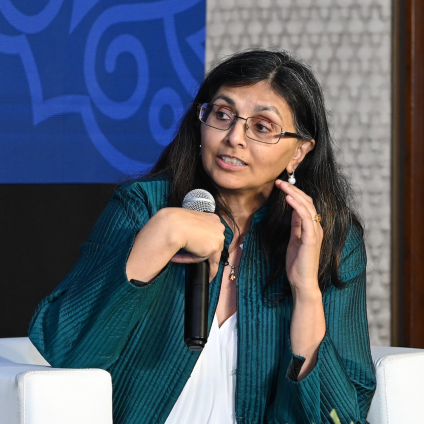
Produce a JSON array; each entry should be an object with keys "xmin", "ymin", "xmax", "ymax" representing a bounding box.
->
[{"xmin": 197, "ymin": 103, "xmax": 303, "ymax": 144}]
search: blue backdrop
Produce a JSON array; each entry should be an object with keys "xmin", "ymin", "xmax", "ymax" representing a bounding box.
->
[{"xmin": 0, "ymin": 0, "xmax": 206, "ymax": 183}]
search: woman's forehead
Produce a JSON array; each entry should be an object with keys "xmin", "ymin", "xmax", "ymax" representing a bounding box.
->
[{"xmin": 211, "ymin": 83, "xmax": 292, "ymax": 121}]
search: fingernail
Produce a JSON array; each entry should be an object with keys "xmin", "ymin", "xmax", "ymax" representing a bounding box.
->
[{"xmin": 282, "ymin": 181, "xmax": 289, "ymax": 187}]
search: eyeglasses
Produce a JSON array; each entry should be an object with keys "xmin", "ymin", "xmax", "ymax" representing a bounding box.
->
[{"xmin": 197, "ymin": 103, "xmax": 302, "ymax": 144}]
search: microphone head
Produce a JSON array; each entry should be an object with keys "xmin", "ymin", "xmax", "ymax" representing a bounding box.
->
[{"xmin": 182, "ymin": 189, "xmax": 216, "ymax": 213}]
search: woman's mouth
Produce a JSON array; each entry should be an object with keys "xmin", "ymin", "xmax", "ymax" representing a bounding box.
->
[{"xmin": 219, "ymin": 155, "xmax": 247, "ymax": 166}]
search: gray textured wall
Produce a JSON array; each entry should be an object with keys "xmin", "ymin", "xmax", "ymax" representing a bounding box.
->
[{"xmin": 206, "ymin": 0, "xmax": 391, "ymax": 345}]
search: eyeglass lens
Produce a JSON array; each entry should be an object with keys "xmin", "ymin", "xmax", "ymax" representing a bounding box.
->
[{"xmin": 199, "ymin": 104, "xmax": 281, "ymax": 144}]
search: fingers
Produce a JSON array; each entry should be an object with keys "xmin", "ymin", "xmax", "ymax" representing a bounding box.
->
[
  {"xmin": 275, "ymin": 180, "xmax": 315, "ymax": 212},
  {"xmin": 170, "ymin": 249, "xmax": 222, "ymax": 284},
  {"xmin": 290, "ymin": 208, "xmax": 302, "ymax": 240},
  {"xmin": 275, "ymin": 180, "xmax": 320, "ymax": 219},
  {"xmin": 170, "ymin": 208, "xmax": 225, "ymax": 262},
  {"xmin": 208, "ymin": 250, "xmax": 222, "ymax": 283},
  {"xmin": 170, "ymin": 253, "xmax": 206, "ymax": 264},
  {"xmin": 275, "ymin": 179, "xmax": 323, "ymax": 242}
]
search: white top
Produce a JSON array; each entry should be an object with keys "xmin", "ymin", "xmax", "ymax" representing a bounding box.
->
[{"xmin": 165, "ymin": 313, "xmax": 238, "ymax": 424}]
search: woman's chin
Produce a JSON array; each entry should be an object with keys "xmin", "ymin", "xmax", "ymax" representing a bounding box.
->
[
  {"xmin": 204, "ymin": 166, "xmax": 274, "ymax": 197},
  {"xmin": 212, "ymin": 178, "xmax": 272, "ymax": 198}
]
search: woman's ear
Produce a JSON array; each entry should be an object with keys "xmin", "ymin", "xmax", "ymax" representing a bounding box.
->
[{"xmin": 286, "ymin": 139, "xmax": 315, "ymax": 173}]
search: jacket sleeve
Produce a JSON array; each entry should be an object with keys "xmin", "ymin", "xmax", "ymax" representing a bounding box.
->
[
  {"xmin": 28, "ymin": 183, "xmax": 169, "ymax": 370},
  {"xmin": 273, "ymin": 226, "xmax": 377, "ymax": 424}
]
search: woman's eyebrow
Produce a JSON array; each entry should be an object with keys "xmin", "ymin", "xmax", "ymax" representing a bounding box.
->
[
  {"xmin": 211, "ymin": 96, "xmax": 283, "ymax": 121},
  {"xmin": 211, "ymin": 94, "xmax": 235, "ymax": 106},
  {"xmin": 254, "ymin": 105, "xmax": 283, "ymax": 121}
]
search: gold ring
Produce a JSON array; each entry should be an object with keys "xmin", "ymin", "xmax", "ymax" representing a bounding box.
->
[{"xmin": 312, "ymin": 214, "xmax": 321, "ymax": 222}]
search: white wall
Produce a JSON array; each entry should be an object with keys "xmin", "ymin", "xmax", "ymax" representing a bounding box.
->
[{"xmin": 206, "ymin": 0, "xmax": 391, "ymax": 345}]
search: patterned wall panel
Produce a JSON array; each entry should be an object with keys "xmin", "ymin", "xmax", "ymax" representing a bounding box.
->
[{"xmin": 206, "ymin": 0, "xmax": 391, "ymax": 345}]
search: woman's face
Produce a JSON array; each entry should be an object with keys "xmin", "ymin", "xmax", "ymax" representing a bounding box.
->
[{"xmin": 200, "ymin": 81, "xmax": 301, "ymax": 200}]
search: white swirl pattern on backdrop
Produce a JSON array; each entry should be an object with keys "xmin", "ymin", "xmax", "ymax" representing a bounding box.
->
[{"xmin": 0, "ymin": 0, "xmax": 206, "ymax": 180}]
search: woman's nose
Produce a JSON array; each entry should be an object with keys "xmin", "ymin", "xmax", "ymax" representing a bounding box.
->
[{"xmin": 225, "ymin": 117, "xmax": 248, "ymax": 147}]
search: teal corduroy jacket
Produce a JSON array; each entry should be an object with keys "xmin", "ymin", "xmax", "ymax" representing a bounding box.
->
[{"xmin": 29, "ymin": 175, "xmax": 376, "ymax": 424}]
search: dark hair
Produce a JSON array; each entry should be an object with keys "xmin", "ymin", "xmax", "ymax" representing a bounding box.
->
[{"xmin": 147, "ymin": 49, "xmax": 362, "ymax": 298}]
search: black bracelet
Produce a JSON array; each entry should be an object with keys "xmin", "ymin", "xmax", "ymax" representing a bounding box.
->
[{"xmin": 130, "ymin": 279, "xmax": 149, "ymax": 287}]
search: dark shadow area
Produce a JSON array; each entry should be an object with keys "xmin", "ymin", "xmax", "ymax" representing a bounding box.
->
[{"xmin": 0, "ymin": 184, "xmax": 117, "ymax": 337}]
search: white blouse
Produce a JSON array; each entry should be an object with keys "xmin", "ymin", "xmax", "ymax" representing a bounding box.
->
[{"xmin": 165, "ymin": 313, "xmax": 238, "ymax": 424}]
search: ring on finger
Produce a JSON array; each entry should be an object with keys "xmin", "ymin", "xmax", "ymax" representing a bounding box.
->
[{"xmin": 312, "ymin": 214, "xmax": 322, "ymax": 222}]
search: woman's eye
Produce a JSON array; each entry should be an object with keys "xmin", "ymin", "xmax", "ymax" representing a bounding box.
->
[
  {"xmin": 254, "ymin": 121, "xmax": 272, "ymax": 132},
  {"xmin": 215, "ymin": 110, "xmax": 231, "ymax": 120}
]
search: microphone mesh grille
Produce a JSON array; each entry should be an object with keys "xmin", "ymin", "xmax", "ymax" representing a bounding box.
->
[{"xmin": 182, "ymin": 189, "xmax": 216, "ymax": 213}]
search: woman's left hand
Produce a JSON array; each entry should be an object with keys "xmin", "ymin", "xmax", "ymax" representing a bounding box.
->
[{"xmin": 275, "ymin": 179, "xmax": 323, "ymax": 300}]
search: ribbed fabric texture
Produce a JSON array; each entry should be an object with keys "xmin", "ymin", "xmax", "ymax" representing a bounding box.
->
[{"xmin": 29, "ymin": 176, "xmax": 376, "ymax": 424}]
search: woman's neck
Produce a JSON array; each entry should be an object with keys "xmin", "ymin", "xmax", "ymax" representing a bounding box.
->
[{"xmin": 219, "ymin": 189, "xmax": 269, "ymax": 240}]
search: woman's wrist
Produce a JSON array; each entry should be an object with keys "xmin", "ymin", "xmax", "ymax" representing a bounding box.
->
[
  {"xmin": 290, "ymin": 283, "xmax": 326, "ymax": 379},
  {"xmin": 291, "ymin": 283, "xmax": 322, "ymax": 306}
]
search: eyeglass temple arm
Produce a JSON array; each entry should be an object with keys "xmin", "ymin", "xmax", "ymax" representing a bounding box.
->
[{"xmin": 281, "ymin": 130, "xmax": 303, "ymax": 139}]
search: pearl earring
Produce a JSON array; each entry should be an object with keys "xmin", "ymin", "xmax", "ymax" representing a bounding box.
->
[
  {"xmin": 288, "ymin": 170, "xmax": 296, "ymax": 185},
  {"xmin": 199, "ymin": 145, "xmax": 202, "ymax": 156}
]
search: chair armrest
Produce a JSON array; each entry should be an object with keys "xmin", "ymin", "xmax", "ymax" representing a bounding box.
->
[
  {"xmin": 0, "ymin": 361, "xmax": 112, "ymax": 424},
  {"xmin": 367, "ymin": 346, "xmax": 424, "ymax": 424}
]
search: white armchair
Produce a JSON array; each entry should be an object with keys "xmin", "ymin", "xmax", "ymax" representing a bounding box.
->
[
  {"xmin": 1, "ymin": 337, "xmax": 423, "ymax": 423},
  {"xmin": 0, "ymin": 337, "xmax": 112, "ymax": 424},
  {"xmin": 367, "ymin": 346, "xmax": 424, "ymax": 423}
]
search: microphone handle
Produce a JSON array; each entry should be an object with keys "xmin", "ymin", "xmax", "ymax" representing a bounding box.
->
[{"xmin": 184, "ymin": 261, "xmax": 209, "ymax": 350}]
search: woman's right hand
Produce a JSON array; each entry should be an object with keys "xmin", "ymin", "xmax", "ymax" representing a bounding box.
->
[{"xmin": 126, "ymin": 207, "xmax": 226, "ymax": 284}]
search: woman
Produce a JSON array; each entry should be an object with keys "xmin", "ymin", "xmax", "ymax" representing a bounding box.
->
[{"xmin": 29, "ymin": 50, "xmax": 376, "ymax": 424}]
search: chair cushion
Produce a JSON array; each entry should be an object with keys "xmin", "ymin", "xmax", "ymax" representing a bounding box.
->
[{"xmin": 0, "ymin": 337, "xmax": 49, "ymax": 366}]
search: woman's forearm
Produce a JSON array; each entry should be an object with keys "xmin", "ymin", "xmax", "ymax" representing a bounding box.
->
[
  {"xmin": 126, "ymin": 209, "xmax": 181, "ymax": 283},
  {"xmin": 126, "ymin": 207, "xmax": 226, "ymax": 283},
  {"xmin": 290, "ymin": 286, "xmax": 326, "ymax": 380}
]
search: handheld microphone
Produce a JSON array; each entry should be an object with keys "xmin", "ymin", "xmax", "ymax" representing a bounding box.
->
[{"xmin": 182, "ymin": 189, "xmax": 216, "ymax": 351}]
